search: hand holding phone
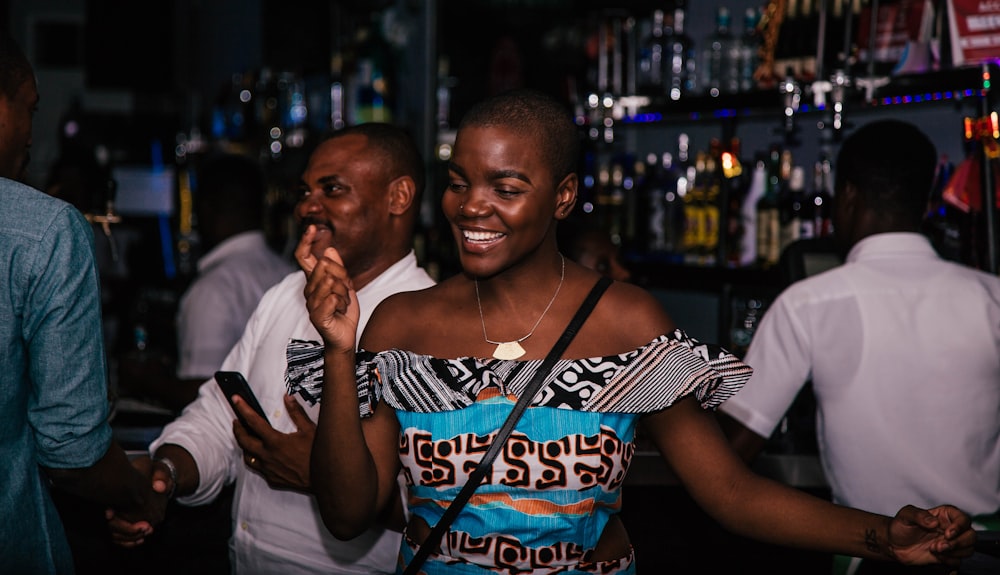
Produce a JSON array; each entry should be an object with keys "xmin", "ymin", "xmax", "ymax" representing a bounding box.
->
[{"xmin": 215, "ymin": 371, "xmax": 269, "ymax": 435}]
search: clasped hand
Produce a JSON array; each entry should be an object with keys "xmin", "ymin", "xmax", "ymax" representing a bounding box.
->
[
  {"xmin": 104, "ymin": 456, "xmax": 170, "ymax": 548},
  {"xmin": 889, "ymin": 504, "xmax": 977, "ymax": 568}
]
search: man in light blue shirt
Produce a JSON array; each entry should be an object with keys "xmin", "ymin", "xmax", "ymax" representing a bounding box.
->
[{"xmin": 0, "ymin": 33, "xmax": 165, "ymax": 573}]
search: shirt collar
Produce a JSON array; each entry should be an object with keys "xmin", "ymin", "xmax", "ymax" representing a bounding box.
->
[
  {"xmin": 845, "ymin": 232, "xmax": 938, "ymax": 264},
  {"xmin": 355, "ymin": 250, "xmax": 423, "ymax": 298}
]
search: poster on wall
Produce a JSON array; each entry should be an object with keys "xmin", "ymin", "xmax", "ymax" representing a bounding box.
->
[
  {"xmin": 857, "ymin": 0, "xmax": 936, "ymax": 74},
  {"xmin": 948, "ymin": 0, "xmax": 1000, "ymax": 66}
]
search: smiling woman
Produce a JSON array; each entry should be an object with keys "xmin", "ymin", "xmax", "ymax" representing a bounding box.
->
[{"xmin": 306, "ymin": 88, "xmax": 978, "ymax": 575}]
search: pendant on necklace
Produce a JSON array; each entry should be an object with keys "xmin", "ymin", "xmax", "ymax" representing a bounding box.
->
[{"xmin": 492, "ymin": 341, "xmax": 527, "ymax": 360}]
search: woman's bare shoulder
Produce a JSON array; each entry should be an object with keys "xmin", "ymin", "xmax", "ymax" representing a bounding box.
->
[
  {"xmin": 599, "ymin": 280, "xmax": 676, "ymax": 337},
  {"xmin": 567, "ymin": 275, "xmax": 677, "ymax": 356},
  {"xmin": 361, "ymin": 278, "xmax": 468, "ymax": 351}
]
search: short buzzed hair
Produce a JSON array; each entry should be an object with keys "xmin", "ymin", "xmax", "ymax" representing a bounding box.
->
[
  {"xmin": 835, "ymin": 119, "xmax": 937, "ymax": 224},
  {"xmin": 458, "ymin": 88, "xmax": 580, "ymax": 188},
  {"xmin": 328, "ymin": 123, "xmax": 425, "ymax": 207},
  {"xmin": 0, "ymin": 34, "xmax": 33, "ymax": 101}
]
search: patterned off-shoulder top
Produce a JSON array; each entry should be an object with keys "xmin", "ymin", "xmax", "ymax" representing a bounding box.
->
[{"xmin": 349, "ymin": 329, "xmax": 751, "ymax": 575}]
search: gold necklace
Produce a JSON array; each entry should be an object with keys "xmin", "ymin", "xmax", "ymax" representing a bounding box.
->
[{"xmin": 475, "ymin": 254, "xmax": 565, "ymax": 360}]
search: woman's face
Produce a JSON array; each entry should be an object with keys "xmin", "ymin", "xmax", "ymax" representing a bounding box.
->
[{"xmin": 443, "ymin": 125, "xmax": 574, "ymax": 277}]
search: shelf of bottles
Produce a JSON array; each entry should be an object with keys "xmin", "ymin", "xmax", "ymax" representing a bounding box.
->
[{"xmin": 565, "ymin": 0, "xmax": 998, "ymax": 279}]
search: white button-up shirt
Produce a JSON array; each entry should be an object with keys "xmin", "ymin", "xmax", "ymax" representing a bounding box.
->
[
  {"xmin": 721, "ymin": 233, "xmax": 1000, "ymax": 517},
  {"xmin": 152, "ymin": 251, "xmax": 435, "ymax": 574}
]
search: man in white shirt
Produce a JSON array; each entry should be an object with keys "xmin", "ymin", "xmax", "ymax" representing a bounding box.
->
[
  {"xmin": 108, "ymin": 123, "xmax": 435, "ymax": 574},
  {"xmin": 717, "ymin": 119, "xmax": 1000, "ymax": 574}
]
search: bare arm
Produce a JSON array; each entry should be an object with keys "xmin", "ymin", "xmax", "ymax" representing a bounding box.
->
[
  {"xmin": 311, "ymin": 347, "xmax": 401, "ymax": 539},
  {"xmin": 297, "ymin": 227, "xmax": 401, "ymax": 539},
  {"xmin": 646, "ymin": 397, "xmax": 974, "ymax": 566}
]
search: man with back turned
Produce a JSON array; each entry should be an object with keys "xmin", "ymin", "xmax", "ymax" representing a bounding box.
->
[{"xmin": 718, "ymin": 119, "xmax": 1000, "ymax": 574}]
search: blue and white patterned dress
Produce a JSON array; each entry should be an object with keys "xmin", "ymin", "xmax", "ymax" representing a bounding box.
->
[{"xmin": 355, "ymin": 329, "xmax": 752, "ymax": 574}]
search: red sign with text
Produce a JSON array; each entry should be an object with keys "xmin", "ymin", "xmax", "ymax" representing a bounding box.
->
[{"xmin": 948, "ymin": 0, "xmax": 1000, "ymax": 65}]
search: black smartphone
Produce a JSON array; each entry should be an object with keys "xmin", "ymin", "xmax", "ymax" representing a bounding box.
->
[{"xmin": 215, "ymin": 371, "xmax": 270, "ymax": 433}]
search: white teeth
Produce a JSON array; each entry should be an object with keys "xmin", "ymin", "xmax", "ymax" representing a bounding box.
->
[{"xmin": 463, "ymin": 230, "xmax": 503, "ymax": 242}]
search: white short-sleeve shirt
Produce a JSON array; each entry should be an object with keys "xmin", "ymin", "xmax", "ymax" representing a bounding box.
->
[{"xmin": 720, "ymin": 233, "xmax": 1000, "ymax": 517}]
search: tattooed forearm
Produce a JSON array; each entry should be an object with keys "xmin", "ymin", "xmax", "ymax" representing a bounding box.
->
[{"xmin": 865, "ymin": 528, "xmax": 882, "ymax": 554}]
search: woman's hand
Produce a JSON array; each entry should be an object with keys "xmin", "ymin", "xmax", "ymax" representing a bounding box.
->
[{"xmin": 887, "ymin": 504, "xmax": 976, "ymax": 567}]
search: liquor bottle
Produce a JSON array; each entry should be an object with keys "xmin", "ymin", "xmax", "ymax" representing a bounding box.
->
[
  {"xmin": 844, "ymin": 0, "xmax": 864, "ymax": 76},
  {"xmin": 810, "ymin": 153, "xmax": 835, "ymax": 237},
  {"xmin": 639, "ymin": 152, "xmax": 666, "ymax": 254},
  {"xmin": 702, "ymin": 6, "xmax": 738, "ymax": 97},
  {"xmin": 640, "ymin": 152, "xmax": 684, "ymax": 263},
  {"xmin": 702, "ymin": 145, "xmax": 722, "ymax": 266},
  {"xmin": 665, "ymin": 3, "xmax": 695, "ymax": 100},
  {"xmin": 797, "ymin": 0, "xmax": 818, "ymax": 82},
  {"xmin": 729, "ymin": 295, "xmax": 766, "ymax": 358},
  {"xmin": 823, "ymin": 0, "xmax": 848, "ymax": 75},
  {"xmin": 780, "ymin": 164, "xmax": 806, "ymax": 252},
  {"xmin": 739, "ymin": 153, "xmax": 768, "ymax": 266},
  {"xmin": 636, "ymin": 9, "xmax": 666, "ymax": 95},
  {"xmin": 683, "ymin": 151, "xmax": 708, "ymax": 263},
  {"xmin": 661, "ymin": 152, "xmax": 687, "ymax": 261},
  {"xmin": 738, "ymin": 6, "xmax": 762, "ymax": 92},
  {"xmin": 798, "ymin": 165, "xmax": 816, "ymax": 240},
  {"xmin": 720, "ymin": 138, "xmax": 746, "ymax": 266},
  {"xmin": 756, "ymin": 145, "xmax": 783, "ymax": 267},
  {"xmin": 620, "ymin": 155, "xmax": 639, "ymax": 249},
  {"xmin": 350, "ymin": 15, "xmax": 394, "ymax": 124},
  {"xmin": 605, "ymin": 159, "xmax": 628, "ymax": 247},
  {"xmin": 330, "ymin": 50, "xmax": 346, "ymax": 131},
  {"xmin": 773, "ymin": 0, "xmax": 801, "ymax": 80}
]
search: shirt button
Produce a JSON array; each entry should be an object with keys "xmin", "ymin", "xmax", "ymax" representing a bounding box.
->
[{"xmin": 241, "ymin": 521, "xmax": 249, "ymax": 531}]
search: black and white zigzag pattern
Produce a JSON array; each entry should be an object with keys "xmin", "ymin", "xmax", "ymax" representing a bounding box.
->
[
  {"xmin": 290, "ymin": 330, "xmax": 753, "ymax": 416},
  {"xmin": 285, "ymin": 338, "xmax": 326, "ymax": 405},
  {"xmin": 360, "ymin": 330, "xmax": 752, "ymax": 416}
]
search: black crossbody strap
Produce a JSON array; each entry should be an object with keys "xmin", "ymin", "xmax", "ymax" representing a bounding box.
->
[{"xmin": 403, "ymin": 276, "xmax": 613, "ymax": 575}]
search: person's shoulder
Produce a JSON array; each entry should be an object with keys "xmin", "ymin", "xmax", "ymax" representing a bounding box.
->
[
  {"xmin": 362, "ymin": 279, "xmax": 455, "ymax": 348},
  {"xmin": 940, "ymin": 259, "xmax": 1000, "ymax": 293},
  {"xmin": 0, "ymin": 179, "xmax": 83, "ymax": 235},
  {"xmin": 576, "ymin": 273, "xmax": 676, "ymax": 352},
  {"xmin": 371, "ymin": 281, "xmax": 446, "ymax": 318},
  {"xmin": 596, "ymin": 276, "xmax": 669, "ymax": 311}
]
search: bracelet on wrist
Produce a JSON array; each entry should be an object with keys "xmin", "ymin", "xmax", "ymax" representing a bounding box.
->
[{"xmin": 154, "ymin": 456, "xmax": 178, "ymax": 500}]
